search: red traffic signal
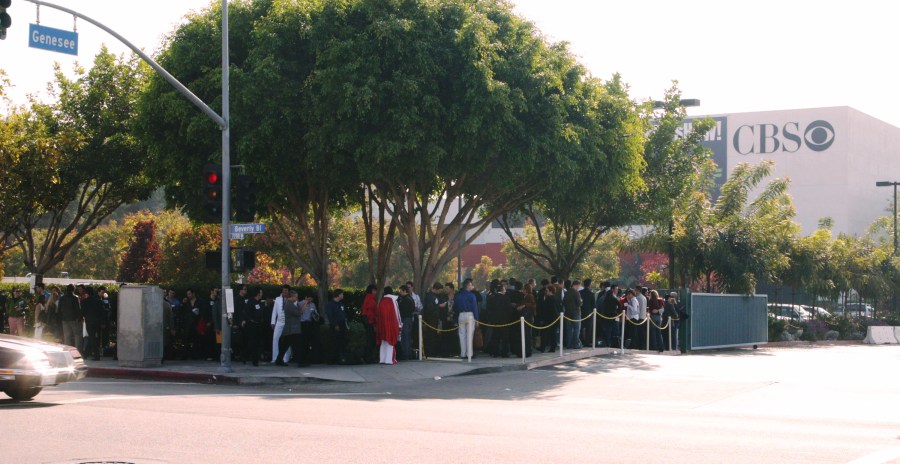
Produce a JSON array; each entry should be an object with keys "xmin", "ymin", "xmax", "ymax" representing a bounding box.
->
[{"xmin": 201, "ymin": 163, "xmax": 222, "ymax": 222}]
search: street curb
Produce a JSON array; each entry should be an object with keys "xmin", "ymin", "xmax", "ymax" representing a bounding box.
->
[
  {"xmin": 83, "ymin": 348, "xmax": 653, "ymax": 385},
  {"xmin": 761, "ymin": 340, "xmax": 864, "ymax": 348},
  {"xmin": 87, "ymin": 367, "xmax": 240, "ymax": 385},
  {"xmin": 233, "ymin": 375, "xmax": 343, "ymax": 386}
]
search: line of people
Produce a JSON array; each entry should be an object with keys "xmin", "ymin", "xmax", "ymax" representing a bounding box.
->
[
  {"xmin": 2, "ymin": 283, "xmax": 113, "ymax": 360},
  {"xmin": 163, "ymin": 284, "xmax": 349, "ymax": 367},
  {"xmin": 416, "ymin": 277, "xmax": 686, "ymax": 359},
  {"xmin": 5, "ymin": 279, "xmax": 684, "ymax": 366}
]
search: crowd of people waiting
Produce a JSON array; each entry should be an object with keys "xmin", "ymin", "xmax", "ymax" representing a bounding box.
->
[
  {"xmin": 0, "ymin": 283, "xmax": 113, "ymax": 361},
  {"xmin": 415, "ymin": 277, "xmax": 687, "ymax": 363},
  {"xmin": 2, "ymin": 277, "xmax": 686, "ymax": 367}
]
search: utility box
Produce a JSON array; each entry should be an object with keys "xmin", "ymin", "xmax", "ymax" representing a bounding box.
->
[
  {"xmin": 687, "ymin": 293, "xmax": 768, "ymax": 351},
  {"xmin": 117, "ymin": 285, "xmax": 164, "ymax": 367}
]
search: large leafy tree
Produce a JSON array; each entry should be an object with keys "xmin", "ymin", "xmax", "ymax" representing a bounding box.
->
[
  {"xmin": 501, "ymin": 225, "xmax": 623, "ymax": 282},
  {"xmin": 497, "ymin": 74, "xmax": 644, "ymax": 279},
  {"xmin": 0, "ymin": 49, "xmax": 156, "ymax": 284},
  {"xmin": 136, "ymin": 1, "xmax": 264, "ymax": 219},
  {"xmin": 137, "ymin": 0, "xmax": 355, "ymax": 306},
  {"xmin": 304, "ymin": 0, "xmax": 578, "ymax": 290},
  {"xmin": 499, "ymin": 84, "xmax": 715, "ymax": 280},
  {"xmin": 0, "ymin": 71, "xmax": 19, "ymax": 257}
]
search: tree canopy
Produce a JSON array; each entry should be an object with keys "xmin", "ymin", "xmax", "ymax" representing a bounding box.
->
[
  {"xmin": 304, "ymin": 0, "xmax": 589, "ymax": 289},
  {"xmin": 0, "ymin": 48, "xmax": 156, "ymax": 281}
]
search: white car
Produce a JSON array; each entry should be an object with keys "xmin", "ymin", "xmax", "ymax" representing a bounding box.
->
[
  {"xmin": 0, "ymin": 335, "xmax": 87, "ymax": 401},
  {"xmin": 801, "ymin": 305, "xmax": 832, "ymax": 319},
  {"xmin": 767, "ymin": 303, "xmax": 811, "ymax": 321}
]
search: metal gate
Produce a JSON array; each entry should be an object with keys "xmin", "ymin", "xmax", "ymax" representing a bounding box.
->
[{"xmin": 688, "ymin": 293, "xmax": 768, "ymax": 350}]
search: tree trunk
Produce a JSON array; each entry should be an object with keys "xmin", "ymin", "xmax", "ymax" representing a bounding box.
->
[{"xmin": 361, "ymin": 184, "xmax": 397, "ymax": 302}]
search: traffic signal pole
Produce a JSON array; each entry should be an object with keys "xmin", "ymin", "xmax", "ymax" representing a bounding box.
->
[
  {"xmin": 24, "ymin": 0, "xmax": 234, "ymax": 372},
  {"xmin": 219, "ymin": 0, "xmax": 233, "ymax": 373}
]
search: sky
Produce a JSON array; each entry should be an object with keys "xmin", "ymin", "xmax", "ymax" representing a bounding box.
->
[{"xmin": 2, "ymin": 0, "xmax": 900, "ymax": 126}]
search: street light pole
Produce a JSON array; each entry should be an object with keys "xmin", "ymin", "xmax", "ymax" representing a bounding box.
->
[
  {"xmin": 876, "ymin": 181, "xmax": 899, "ymax": 317},
  {"xmin": 875, "ymin": 181, "xmax": 899, "ymax": 256},
  {"xmin": 654, "ymin": 98, "xmax": 701, "ymax": 290},
  {"xmin": 219, "ymin": 0, "xmax": 233, "ymax": 373}
]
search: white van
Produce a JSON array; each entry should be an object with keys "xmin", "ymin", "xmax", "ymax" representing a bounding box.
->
[{"xmin": 842, "ymin": 303, "xmax": 875, "ymax": 318}]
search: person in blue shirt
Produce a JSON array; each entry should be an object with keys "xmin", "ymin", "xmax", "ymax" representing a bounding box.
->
[{"xmin": 454, "ymin": 279, "xmax": 479, "ymax": 362}]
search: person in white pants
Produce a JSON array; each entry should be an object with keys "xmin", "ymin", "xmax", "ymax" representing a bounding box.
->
[
  {"xmin": 270, "ymin": 285, "xmax": 292, "ymax": 363},
  {"xmin": 455, "ymin": 279, "xmax": 478, "ymax": 362}
]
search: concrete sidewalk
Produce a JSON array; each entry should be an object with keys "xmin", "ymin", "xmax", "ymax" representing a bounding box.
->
[{"xmin": 85, "ymin": 346, "xmax": 674, "ymax": 385}]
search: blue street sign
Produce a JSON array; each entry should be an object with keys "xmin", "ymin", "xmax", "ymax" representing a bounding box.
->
[
  {"xmin": 230, "ymin": 223, "xmax": 266, "ymax": 235},
  {"xmin": 230, "ymin": 232, "xmax": 245, "ymax": 240},
  {"xmin": 29, "ymin": 24, "xmax": 78, "ymax": 56}
]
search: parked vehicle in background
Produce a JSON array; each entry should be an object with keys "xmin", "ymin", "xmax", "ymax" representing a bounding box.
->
[
  {"xmin": 0, "ymin": 335, "xmax": 87, "ymax": 401},
  {"xmin": 842, "ymin": 303, "xmax": 875, "ymax": 318},
  {"xmin": 767, "ymin": 303, "xmax": 811, "ymax": 321},
  {"xmin": 801, "ymin": 305, "xmax": 832, "ymax": 319}
]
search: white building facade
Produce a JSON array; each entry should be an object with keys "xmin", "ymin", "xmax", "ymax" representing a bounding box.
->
[{"xmin": 688, "ymin": 106, "xmax": 900, "ymax": 236}]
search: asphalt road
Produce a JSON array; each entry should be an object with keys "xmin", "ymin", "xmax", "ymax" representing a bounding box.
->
[{"xmin": 3, "ymin": 345, "xmax": 899, "ymax": 464}]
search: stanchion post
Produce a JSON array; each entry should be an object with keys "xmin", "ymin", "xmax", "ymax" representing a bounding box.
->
[
  {"xmin": 559, "ymin": 312, "xmax": 564, "ymax": 357},
  {"xmin": 619, "ymin": 311, "xmax": 625, "ymax": 352},
  {"xmin": 591, "ymin": 310, "xmax": 597, "ymax": 351},
  {"xmin": 520, "ymin": 317, "xmax": 526, "ymax": 364},
  {"xmin": 667, "ymin": 320, "xmax": 672, "ymax": 352},
  {"xmin": 418, "ymin": 315, "xmax": 424, "ymax": 361},
  {"xmin": 645, "ymin": 317, "xmax": 650, "ymax": 351}
]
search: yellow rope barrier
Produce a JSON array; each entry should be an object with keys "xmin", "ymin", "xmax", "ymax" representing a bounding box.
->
[
  {"xmin": 647, "ymin": 317, "xmax": 670, "ymax": 330},
  {"xmin": 477, "ymin": 319, "xmax": 522, "ymax": 328},
  {"xmin": 524, "ymin": 316, "xmax": 562, "ymax": 330},
  {"xmin": 562, "ymin": 313, "xmax": 594, "ymax": 323},
  {"xmin": 421, "ymin": 320, "xmax": 459, "ymax": 333},
  {"xmin": 596, "ymin": 311, "xmax": 622, "ymax": 321},
  {"xmin": 625, "ymin": 317, "xmax": 648, "ymax": 326}
]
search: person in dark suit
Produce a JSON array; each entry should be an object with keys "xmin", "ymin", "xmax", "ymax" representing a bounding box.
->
[
  {"xmin": 423, "ymin": 283, "xmax": 445, "ymax": 358},
  {"xmin": 486, "ymin": 281, "xmax": 514, "ymax": 357},
  {"xmin": 326, "ymin": 290, "xmax": 348, "ymax": 364},
  {"xmin": 240, "ymin": 287, "xmax": 266, "ymax": 366},
  {"xmin": 579, "ymin": 279, "xmax": 596, "ymax": 347},
  {"xmin": 182, "ymin": 289, "xmax": 202, "ymax": 360},
  {"xmin": 82, "ymin": 287, "xmax": 106, "ymax": 361}
]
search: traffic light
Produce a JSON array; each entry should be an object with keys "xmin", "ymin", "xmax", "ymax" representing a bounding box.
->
[
  {"xmin": 234, "ymin": 248, "xmax": 256, "ymax": 272},
  {"xmin": 233, "ymin": 174, "xmax": 257, "ymax": 222},
  {"xmin": 202, "ymin": 163, "xmax": 222, "ymax": 223},
  {"xmin": 0, "ymin": 0, "xmax": 11, "ymax": 41}
]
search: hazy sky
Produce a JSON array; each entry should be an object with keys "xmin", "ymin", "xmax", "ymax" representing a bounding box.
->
[{"xmin": 2, "ymin": 0, "xmax": 899, "ymax": 126}]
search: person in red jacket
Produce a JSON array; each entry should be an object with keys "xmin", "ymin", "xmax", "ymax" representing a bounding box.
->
[{"xmin": 376, "ymin": 287, "xmax": 401, "ymax": 365}]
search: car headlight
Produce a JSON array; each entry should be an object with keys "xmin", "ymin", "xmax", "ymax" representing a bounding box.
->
[{"xmin": 13, "ymin": 351, "xmax": 52, "ymax": 371}]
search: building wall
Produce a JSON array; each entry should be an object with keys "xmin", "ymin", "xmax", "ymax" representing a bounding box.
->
[
  {"xmin": 692, "ymin": 106, "xmax": 900, "ymax": 236},
  {"xmin": 460, "ymin": 107, "xmax": 900, "ymax": 267}
]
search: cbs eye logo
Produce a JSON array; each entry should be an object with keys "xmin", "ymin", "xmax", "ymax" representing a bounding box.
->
[{"xmin": 803, "ymin": 120, "xmax": 835, "ymax": 152}]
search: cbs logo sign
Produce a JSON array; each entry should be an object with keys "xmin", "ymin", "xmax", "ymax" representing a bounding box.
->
[{"xmin": 733, "ymin": 120, "xmax": 835, "ymax": 155}]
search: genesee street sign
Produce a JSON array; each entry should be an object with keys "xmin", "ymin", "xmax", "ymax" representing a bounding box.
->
[{"xmin": 29, "ymin": 23, "xmax": 78, "ymax": 56}]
